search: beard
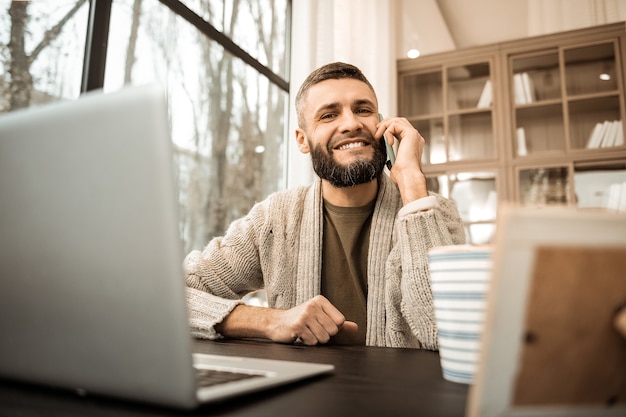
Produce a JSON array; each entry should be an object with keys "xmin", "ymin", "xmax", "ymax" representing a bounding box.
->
[{"xmin": 309, "ymin": 131, "xmax": 388, "ymax": 188}]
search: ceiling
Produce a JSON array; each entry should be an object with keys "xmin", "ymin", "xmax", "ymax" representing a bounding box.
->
[
  {"xmin": 397, "ymin": 0, "xmax": 530, "ymax": 59},
  {"xmin": 400, "ymin": 0, "xmax": 626, "ymax": 57},
  {"xmin": 436, "ymin": 0, "xmax": 529, "ymax": 49}
]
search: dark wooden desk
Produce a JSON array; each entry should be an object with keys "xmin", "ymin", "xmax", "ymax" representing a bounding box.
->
[{"xmin": 0, "ymin": 339, "xmax": 468, "ymax": 416}]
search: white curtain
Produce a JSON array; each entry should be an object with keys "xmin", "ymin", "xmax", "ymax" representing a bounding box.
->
[
  {"xmin": 287, "ymin": 0, "xmax": 397, "ymax": 187},
  {"xmin": 528, "ymin": 0, "xmax": 626, "ymax": 35}
]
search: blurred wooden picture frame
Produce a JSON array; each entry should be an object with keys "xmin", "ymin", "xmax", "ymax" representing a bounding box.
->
[{"xmin": 467, "ymin": 205, "xmax": 626, "ymax": 417}]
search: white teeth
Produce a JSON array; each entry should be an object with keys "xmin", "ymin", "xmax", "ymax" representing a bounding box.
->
[{"xmin": 338, "ymin": 142, "xmax": 365, "ymax": 150}]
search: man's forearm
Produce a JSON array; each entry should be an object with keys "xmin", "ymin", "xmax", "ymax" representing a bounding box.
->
[
  {"xmin": 214, "ymin": 304, "xmax": 279, "ymax": 340},
  {"xmin": 214, "ymin": 295, "xmax": 357, "ymax": 345}
]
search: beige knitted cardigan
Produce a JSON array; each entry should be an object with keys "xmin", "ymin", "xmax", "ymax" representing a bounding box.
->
[{"xmin": 185, "ymin": 174, "xmax": 465, "ymax": 350}]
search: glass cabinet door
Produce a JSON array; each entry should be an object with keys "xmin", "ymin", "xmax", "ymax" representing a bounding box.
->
[
  {"xmin": 517, "ymin": 161, "xmax": 626, "ymax": 210},
  {"xmin": 401, "ymin": 60, "xmax": 495, "ymax": 166},
  {"xmin": 401, "ymin": 71, "xmax": 444, "ymax": 165},
  {"xmin": 414, "ymin": 118, "xmax": 446, "ymax": 164},
  {"xmin": 427, "ymin": 171, "xmax": 498, "ymax": 244},
  {"xmin": 448, "ymin": 112, "xmax": 494, "ymax": 161},
  {"xmin": 565, "ymin": 42, "xmax": 623, "ymax": 150},
  {"xmin": 573, "ymin": 161, "xmax": 626, "ymax": 211},
  {"xmin": 401, "ymin": 71, "xmax": 443, "ymax": 116},
  {"xmin": 518, "ymin": 166, "xmax": 571, "ymax": 206},
  {"xmin": 446, "ymin": 62, "xmax": 495, "ymax": 162},
  {"xmin": 510, "ymin": 42, "xmax": 624, "ymax": 157},
  {"xmin": 447, "ymin": 63, "xmax": 492, "ymax": 110},
  {"xmin": 569, "ymin": 96, "xmax": 622, "ymax": 149},
  {"xmin": 511, "ymin": 52, "xmax": 565, "ymax": 156},
  {"xmin": 565, "ymin": 43, "xmax": 618, "ymax": 95}
]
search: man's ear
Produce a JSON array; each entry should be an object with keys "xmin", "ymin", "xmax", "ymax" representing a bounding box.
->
[{"xmin": 295, "ymin": 128, "xmax": 310, "ymax": 154}]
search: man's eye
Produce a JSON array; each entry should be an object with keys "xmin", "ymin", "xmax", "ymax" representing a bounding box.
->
[
  {"xmin": 356, "ymin": 108, "xmax": 373, "ymax": 115},
  {"xmin": 320, "ymin": 113, "xmax": 336, "ymax": 120}
]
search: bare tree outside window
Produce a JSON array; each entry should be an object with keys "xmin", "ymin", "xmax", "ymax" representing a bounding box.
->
[
  {"xmin": 104, "ymin": 0, "xmax": 289, "ymax": 253},
  {"xmin": 180, "ymin": 0, "xmax": 289, "ymax": 78},
  {"xmin": 0, "ymin": 0, "xmax": 89, "ymax": 112}
]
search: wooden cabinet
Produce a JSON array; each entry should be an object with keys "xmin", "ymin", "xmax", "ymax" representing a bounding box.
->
[{"xmin": 398, "ymin": 23, "xmax": 626, "ymax": 244}]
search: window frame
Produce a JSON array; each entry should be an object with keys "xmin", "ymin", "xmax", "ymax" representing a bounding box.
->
[{"xmin": 81, "ymin": 0, "xmax": 290, "ymax": 94}]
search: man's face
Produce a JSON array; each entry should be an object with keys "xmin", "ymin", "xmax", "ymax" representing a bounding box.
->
[{"xmin": 296, "ymin": 79, "xmax": 387, "ymax": 188}]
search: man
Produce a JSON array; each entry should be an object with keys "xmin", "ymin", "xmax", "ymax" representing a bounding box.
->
[{"xmin": 185, "ymin": 62, "xmax": 465, "ymax": 349}]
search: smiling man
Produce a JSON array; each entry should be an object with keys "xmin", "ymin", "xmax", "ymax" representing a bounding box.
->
[{"xmin": 185, "ymin": 62, "xmax": 466, "ymax": 349}]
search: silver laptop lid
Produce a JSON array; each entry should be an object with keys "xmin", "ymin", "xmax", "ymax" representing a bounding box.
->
[{"xmin": 0, "ymin": 85, "xmax": 198, "ymax": 408}]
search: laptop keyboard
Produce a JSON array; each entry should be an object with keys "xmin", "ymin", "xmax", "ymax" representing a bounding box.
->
[{"xmin": 195, "ymin": 367, "xmax": 265, "ymax": 388}]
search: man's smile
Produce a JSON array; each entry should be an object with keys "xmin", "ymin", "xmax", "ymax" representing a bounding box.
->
[{"xmin": 336, "ymin": 141, "xmax": 367, "ymax": 151}]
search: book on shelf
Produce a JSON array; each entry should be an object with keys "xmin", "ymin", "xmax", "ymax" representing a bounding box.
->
[
  {"xmin": 615, "ymin": 120, "xmax": 624, "ymax": 146},
  {"xmin": 601, "ymin": 120, "xmax": 619, "ymax": 148},
  {"xmin": 477, "ymin": 79, "xmax": 492, "ymax": 108},
  {"xmin": 516, "ymin": 127, "xmax": 528, "ymax": 156},
  {"xmin": 521, "ymin": 73, "xmax": 536, "ymax": 103},
  {"xmin": 513, "ymin": 73, "xmax": 535, "ymax": 105},
  {"xmin": 607, "ymin": 181, "xmax": 626, "ymax": 212},
  {"xmin": 513, "ymin": 74, "xmax": 526, "ymax": 104},
  {"xmin": 586, "ymin": 122, "xmax": 606, "ymax": 148},
  {"xmin": 586, "ymin": 120, "xmax": 623, "ymax": 148}
]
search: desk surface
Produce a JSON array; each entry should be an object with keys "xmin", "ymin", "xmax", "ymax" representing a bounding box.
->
[{"xmin": 0, "ymin": 339, "xmax": 468, "ymax": 417}]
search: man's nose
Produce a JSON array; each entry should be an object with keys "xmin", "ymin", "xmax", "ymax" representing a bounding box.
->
[{"xmin": 338, "ymin": 111, "xmax": 363, "ymax": 133}]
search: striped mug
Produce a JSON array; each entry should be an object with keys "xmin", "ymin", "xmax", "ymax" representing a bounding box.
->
[{"xmin": 428, "ymin": 244, "xmax": 493, "ymax": 384}]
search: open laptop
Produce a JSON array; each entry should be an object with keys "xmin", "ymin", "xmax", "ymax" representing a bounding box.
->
[
  {"xmin": 467, "ymin": 205, "xmax": 626, "ymax": 417},
  {"xmin": 0, "ymin": 85, "xmax": 333, "ymax": 410}
]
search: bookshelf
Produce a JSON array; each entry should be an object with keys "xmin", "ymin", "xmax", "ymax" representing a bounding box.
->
[{"xmin": 398, "ymin": 23, "xmax": 626, "ymax": 243}]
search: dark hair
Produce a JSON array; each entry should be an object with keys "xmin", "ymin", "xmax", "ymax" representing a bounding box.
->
[{"xmin": 295, "ymin": 62, "xmax": 376, "ymax": 128}]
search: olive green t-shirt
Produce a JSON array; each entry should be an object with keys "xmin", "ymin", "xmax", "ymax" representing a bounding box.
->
[{"xmin": 321, "ymin": 199, "xmax": 375, "ymax": 345}]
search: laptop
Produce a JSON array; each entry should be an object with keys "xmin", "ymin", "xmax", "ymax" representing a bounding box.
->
[
  {"xmin": 0, "ymin": 85, "xmax": 333, "ymax": 410},
  {"xmin": 467, "ymin": 205, "xmax": 626, "ymax": 417}
]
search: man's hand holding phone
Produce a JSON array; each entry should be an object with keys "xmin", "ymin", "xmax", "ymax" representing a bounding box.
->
[{"xmin": 375, "ymin": 114, "xmax": 428, "ymax": 204}]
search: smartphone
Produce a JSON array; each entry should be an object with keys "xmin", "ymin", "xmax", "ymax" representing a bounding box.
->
[{"xmin": 378, "ymin": 113, "xmax": 396, "ymax": 167}]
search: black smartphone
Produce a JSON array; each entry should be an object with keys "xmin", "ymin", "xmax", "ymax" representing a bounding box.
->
[{"xmin": 378, "ymin": 113, "xmax": 396, "ymax": 167}]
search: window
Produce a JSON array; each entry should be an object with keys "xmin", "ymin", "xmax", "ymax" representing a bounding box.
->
[
  {"xmin": 0, "ymin": 0, "xmax": 90, "ymax": 109},
  {"xmin": 0, "ymin": 0, "xmax": 291, "ymax": 253}
]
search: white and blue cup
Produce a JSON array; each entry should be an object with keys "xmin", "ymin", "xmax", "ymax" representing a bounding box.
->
[{"xmin": 428, "ymin": 244, "xmax": 493, "ymax": 384}]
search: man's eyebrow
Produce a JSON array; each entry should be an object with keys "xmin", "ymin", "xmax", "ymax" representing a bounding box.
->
[
  {"xmin": 312, "ymin": 102, "xmax": 341, "ymax": 117},
  {"xmin": 354, "ymin": 99, "xmax": 376, "ymax": 108},
  {"xmin": 312, "ymin": 99, "xmax": 376, "ymax": 118}
]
